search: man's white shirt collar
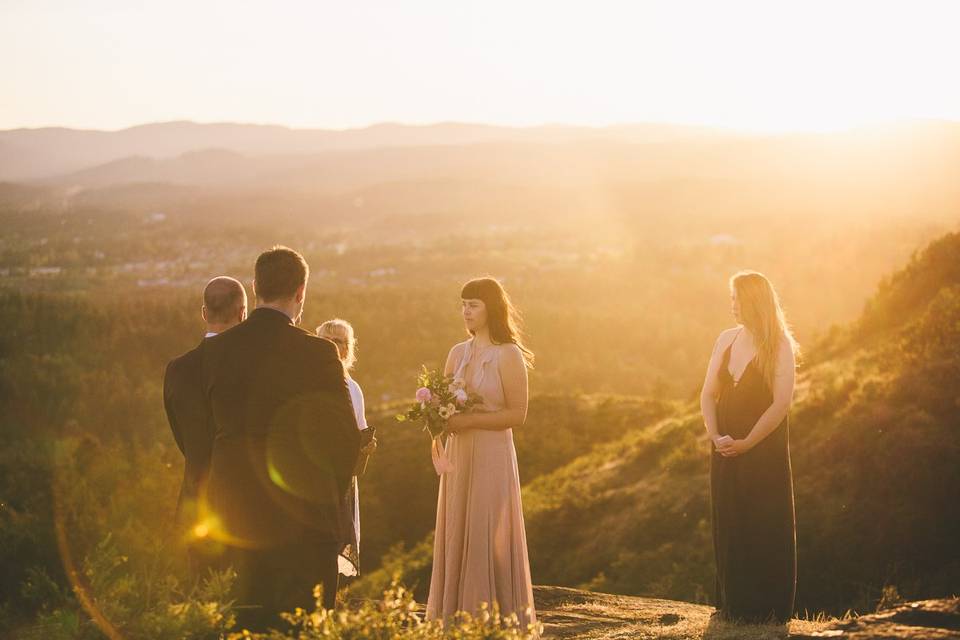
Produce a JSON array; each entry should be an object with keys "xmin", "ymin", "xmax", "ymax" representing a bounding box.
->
[{"xmin": 204, "ymin": 331, "xmax": 218, "ymax": 338}]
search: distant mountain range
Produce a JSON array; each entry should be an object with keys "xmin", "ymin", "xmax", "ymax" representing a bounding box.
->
[
  {"xmin": 0, "ymin": 121, "xmax": 956, "ymax": 213},
  {"xmin": 3, "ymin": 119, "xmax": 959, "ymax": 187},
  {"xmin": 0, "ymin": 120, "xmax": 728, "ymax": 182}
]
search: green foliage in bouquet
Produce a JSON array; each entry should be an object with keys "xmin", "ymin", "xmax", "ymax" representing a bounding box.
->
[{"xmin": 396, "ymin": 367, "xmax": 482, "ymax": 438}]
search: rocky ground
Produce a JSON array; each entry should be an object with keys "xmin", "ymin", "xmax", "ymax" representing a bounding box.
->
[
  {"xmin": 531, "ymin": 586, "xmax": 960, "ymax": 640},
  {"xmin": 791, "ymin": 598, "xmax": 960, "ymax": 640}
]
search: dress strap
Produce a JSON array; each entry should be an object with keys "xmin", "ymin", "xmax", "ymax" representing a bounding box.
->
[
  {"xmin": 727, "ymin": 327, "xmax": 744, "ymax": 353},
  {"xmin": 453, "ymin": 337, "xmax": 495, "ymax": 391},
  {"xmin": 721, "ymin": 327, "xmax": 743, "ymax": 370},
  {"xmin": 454, "ymin": 339, "xmax": 473, "ymax": 380}
]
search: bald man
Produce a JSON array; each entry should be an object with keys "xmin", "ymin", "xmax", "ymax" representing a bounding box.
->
[{"xmin": 163, "ymin": 277, "xmax": 247, "ymax": 571}]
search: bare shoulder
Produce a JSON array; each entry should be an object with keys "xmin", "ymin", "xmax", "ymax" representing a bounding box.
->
[
  {"xmin": 714, "ymin": 326, "xmax": 741, "ymax": 351},
  {"xmin": 448, "ymin": 340, "xmax": 470, "ymax": 359},
  {"xmin": 496, "ymin": 342, "xmax": 526, "ymax": 365},
  {"xmin": 445, "ymin": 340, "xmax": 469, "ymax": 370}
]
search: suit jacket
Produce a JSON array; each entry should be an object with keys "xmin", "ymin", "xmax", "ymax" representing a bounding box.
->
[
  {"xmin": 201, "ymin": 307, "xmax": 361, "ymax": 548},
  {"xmin": 163, "ymin": 339, "xmax": 214, "ymax": 529}
]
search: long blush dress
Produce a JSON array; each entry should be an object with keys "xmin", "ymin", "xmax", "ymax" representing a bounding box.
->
[{"xmin": 426, "ymin": 339, "xmax": 537, "ymax": 632}]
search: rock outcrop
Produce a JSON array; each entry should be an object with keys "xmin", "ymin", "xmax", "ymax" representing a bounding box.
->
[
  {"xmin": 793, "ymin": 598, "xmax": 960, "ymax": 640},
  {"xmin": 530, "ymin": 587, "xmax": 959, "ymax": 640}
]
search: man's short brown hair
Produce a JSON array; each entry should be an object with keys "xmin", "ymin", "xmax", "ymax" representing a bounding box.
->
[
  {"xmin": 203, "ymin": 276, "xmax": 247, "ymax": 323},
  {"xmin": 254, "ymin": 246, "xmax": 309, "ymax": 303}
]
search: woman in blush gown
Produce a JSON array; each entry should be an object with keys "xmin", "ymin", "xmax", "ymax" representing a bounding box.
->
[{"xmin": 426, "ymin": 277, "xmax": 538, "ymax": 635}]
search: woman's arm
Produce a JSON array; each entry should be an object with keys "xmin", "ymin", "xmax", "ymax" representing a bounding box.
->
[
  {"xmin": 353, "ymin": 382, "xmax": 369, "ymax": 430},
  {"xmin": 701, "ymin": 330, "xmax": 735, "ymax": 442},
  {"xmin": 353, "ymin": 382, "xmax": 379, "ymax": 456},
  {"xmin": 446, "ymin": 344, "xmax": 528, "ymax": 433},
  {"xmin": 721, "ymin": 337, "xmax": 796, "ymax": 457}
]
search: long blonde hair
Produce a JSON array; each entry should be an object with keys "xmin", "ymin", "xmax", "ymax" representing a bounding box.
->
[
  {"xmin": 316, "ymin": 318, "xmax": 357, "ymax": 371},
  {"xmin": 730, "ymin": 271, "xmax": 800, "ymax": 390}
]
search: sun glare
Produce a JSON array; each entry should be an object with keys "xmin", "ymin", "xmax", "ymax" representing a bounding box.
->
[{"xmin": 0, "ymin": 1, "xmax": 957, "ymax": 131}]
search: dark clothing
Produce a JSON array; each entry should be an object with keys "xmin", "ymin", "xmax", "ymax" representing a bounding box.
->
[
  {"xmin": 229, "ymin": 540, "xmax": 340, "ymax": 630},
  {"xmin": 163, "ymin": 338, "xmax": 215, "ymax": 572},
  {"xmin": 201, "ymin": 307, "xmax": 360, "ymax": 628},
  {"xmin": 711, "ymin": 332, "xmax": 797, "ymax": 624}
]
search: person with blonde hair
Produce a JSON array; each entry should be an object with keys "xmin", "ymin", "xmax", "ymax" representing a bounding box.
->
[
  {"xmin": 316, "ymin": 318, "xmax": 376, "ymax": 578},
  {"xmin": 201, "ymin": 247, "xmax": 359, "ymax": 628},
  {"xmin": 699, "ymin": 270, "xmax": 799, "ymax": 624}
]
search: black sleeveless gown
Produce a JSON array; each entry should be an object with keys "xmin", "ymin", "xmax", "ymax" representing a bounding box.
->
[{"xmin": 711, "ymin": 335, "xmax": 796, "ymax": 624}]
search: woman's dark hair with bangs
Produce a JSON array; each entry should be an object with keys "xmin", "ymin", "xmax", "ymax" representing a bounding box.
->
[{"xmin": 461, "ymin": 277, "xmax": 534, "ymax": 368}]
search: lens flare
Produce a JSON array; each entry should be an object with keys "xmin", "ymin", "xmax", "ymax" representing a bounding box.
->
[{"xmin": 52, "ymin": 439, "xmax": 124, "ymax": 640}]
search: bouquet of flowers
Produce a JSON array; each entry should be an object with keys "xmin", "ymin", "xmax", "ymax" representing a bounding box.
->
[{"xmin": 396, "ymin": 366, "xmax": 482, "ymax": 438}]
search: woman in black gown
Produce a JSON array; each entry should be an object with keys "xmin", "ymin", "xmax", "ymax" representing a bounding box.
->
[{"xmin": 700, "ymin": 270, "xmax": 799, "ymax": 624}]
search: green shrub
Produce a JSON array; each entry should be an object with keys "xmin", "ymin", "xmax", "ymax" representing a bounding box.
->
[{"xmin": 237, "ymin": 582, "xmax": 540, "ymax": 640}]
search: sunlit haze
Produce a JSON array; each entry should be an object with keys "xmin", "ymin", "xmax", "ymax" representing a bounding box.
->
[{"xmin": 2, "ymin": 0, "xmax": 959, "ymax": 132}]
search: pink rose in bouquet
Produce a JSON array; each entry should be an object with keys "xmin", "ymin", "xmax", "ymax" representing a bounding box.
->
[{"xmin": 397, "ymin": 366, "xmax": 482, "ymax": 438}]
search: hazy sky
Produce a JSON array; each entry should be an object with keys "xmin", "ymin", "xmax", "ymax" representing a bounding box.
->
[{"xmin": 2, "ymin": 0, "xmax": 958, "ymax": 132}]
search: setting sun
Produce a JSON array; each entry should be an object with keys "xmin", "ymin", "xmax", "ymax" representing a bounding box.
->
[{"xmin": 2, "ymin": 2, "xmax": 959, "ymax": 638}]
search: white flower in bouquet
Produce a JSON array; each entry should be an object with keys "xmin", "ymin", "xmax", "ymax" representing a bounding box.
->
[{"xmin": 397, "ymin": 366, "xmax": 483, "ymax": 440}]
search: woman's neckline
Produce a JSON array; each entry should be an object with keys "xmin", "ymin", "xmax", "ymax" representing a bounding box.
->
[
  {"xmin": 470, "ymin": 336, "xmax": 498, "ymax": 351},
  {"xmin": 726, "ymin": 328, "xmax": 757, "ymax": 386}
]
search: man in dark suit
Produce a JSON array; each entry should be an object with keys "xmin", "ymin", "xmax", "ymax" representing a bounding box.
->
[
  {"xmin": 201, "ymin": 246, "xmax": 360, "ymax": 630},
  {"xmin": 163, "ymin": 276, "xmax": 247, "ymax": 573}
]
